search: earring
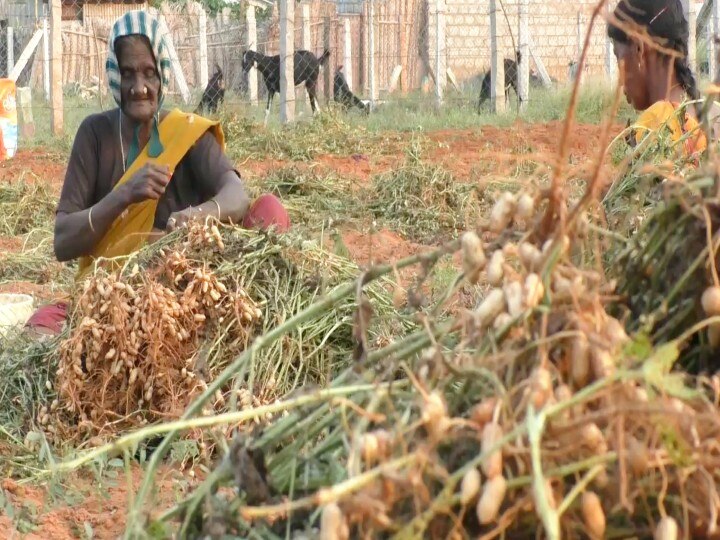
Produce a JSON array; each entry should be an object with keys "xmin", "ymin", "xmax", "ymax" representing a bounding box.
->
[
  {"xmin": 130, "ymin": 87, "xmax": 135, "ymax": 96},
  {"xmin": 142, "ymin": 87, "xmax": 148, "ymax": 95}
]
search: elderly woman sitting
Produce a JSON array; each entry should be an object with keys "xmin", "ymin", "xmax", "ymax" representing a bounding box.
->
[{"xmin": 27, "ymin": 11, "xmax": 289, "ymax": 335}]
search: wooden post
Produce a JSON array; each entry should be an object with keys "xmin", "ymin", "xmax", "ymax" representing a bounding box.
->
[
  {"xmin": 17, "ymin": 86, "xmax": 34, "ymax": 139},
  {"xmin": 368, "ymin": 0, "xmax": 377, "ymax": 103},
  {"xmin": 246, "ymin": 3, "xmax": 258, "ymax": 106},
  {"xmin": 398, "ymin": 0, "xmax": 407, "ymax": 92},
  {"xmin": 517, "ymin": 0, "xmax": 529, "ymax": 110},
  {"xmin": 576, "ymin": 12, "xmax": 583, "ymax": 62},
  {"xmin": 49, "ymin": 0, "xmax": 62, "ymax": 134},
  {"xmin": 528, "ymin": 35, "xmax": 552, "ymax": 88},
  {"xmin": 360, "ymin": 1, "xmax": 367, "ymax": 94},
  {"xmin": 6, "ymin": 27, "xmax": 13, "ymax": 76},
  {"xmin": 686, "ymin": 1, "xmax": 697, "ymax": 73},
  {"xmin": 434, "ymin": 0, "xmax": 446, "ymax": 105},
  {"xmin": 158, "ymin": 15, "xmax": 192, "ymax": 104},
  {"xmin": 343, "ymin": 17, "xmax": 353, "ymax": 90},
  {"xmin": 279, "ymin": 0, "xmax": 295, "ymax": 124},
  {"xmin": 489, "ymin": 0, "xmax": 505, "ymax": 113},
  {"xmin": 42, "ymin": 15, "xmax": 49, "ymax": 100},
  {"xmin": 302, "ymin": 4, "xmax": 311, "ymax": 51},
  {"xmin": 300, "ymin": 3, "xmax": 311, "ymax": 111},
  {"xmin": 9, "ymin": 29, "xmax": 43, "ymax": 82},
  {"xmin": 323, "ymin": 16, "xmax": 331, "ymax": 104},
  {"xmin": 709, "ymin": 19, "xmax": 716, "ymax": 82},
  {"xmin": 714, "ymin": 0, "xmax": 720, "ymax": 81},
  {"xmin": 89, "ymin": 19, "xmax": 104, "ymax": 109},
  {"xmin": 198, "ymin": 4, "xmax": 208, "ymax": 90},
  {"xmin": 605, "ymin": 2, "xmax": 616, "ymax": 83}
]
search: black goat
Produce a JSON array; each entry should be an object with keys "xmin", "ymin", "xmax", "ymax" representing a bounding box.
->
[
  {"xmin": 242, "ymin": 49, "xmax": 330, "ymax": 124},
  {"xmin": 195, "ymin": 64, "xmax": 225, "ymax": 114},
  {"xmin": 478, "ymin": 51, "xmax": 521, "ymax": 109},
  {"xmin": 333, "ymin": 66, "xmax": 369, "ymax": 114}
]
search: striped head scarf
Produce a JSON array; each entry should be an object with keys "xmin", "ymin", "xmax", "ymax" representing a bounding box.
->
[{"xmin": 106, "ymin": 10, "xmax": 172, "ymax": 164}]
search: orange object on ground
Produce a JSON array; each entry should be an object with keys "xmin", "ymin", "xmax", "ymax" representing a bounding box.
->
[{"xmin": 0, "ymin": 79, "xmax": 17, "ymax": 160}]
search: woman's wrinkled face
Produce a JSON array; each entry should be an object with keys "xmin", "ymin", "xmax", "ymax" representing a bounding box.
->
[
  {"xmin": 614, "ymin": 39, "xmax": 651, "ymax": 111},
  {"xmin": 116, "ymin": 36, "xmax": 161, "ymax": 123}
]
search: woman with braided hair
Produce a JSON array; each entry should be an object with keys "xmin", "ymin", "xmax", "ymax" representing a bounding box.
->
[{"xmin": 608, "ymin": 0, "xmax": 707, "ymax": 156}]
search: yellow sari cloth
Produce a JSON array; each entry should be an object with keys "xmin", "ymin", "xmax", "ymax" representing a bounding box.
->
[
  {"xmin": 632, "ymin": 100, "xmax": 707, "ymax": 156},
  {"xmin": 77, "ymin": 109, "xmax": 224, "ymax": 280}
]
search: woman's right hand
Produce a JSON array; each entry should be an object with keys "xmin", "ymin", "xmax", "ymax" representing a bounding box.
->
[{"xmin": 122, "ymin": 163, "xmax": 172, "ymax": 204}]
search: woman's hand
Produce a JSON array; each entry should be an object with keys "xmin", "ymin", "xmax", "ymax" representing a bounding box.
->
[
  {"xmin": 122, "ymin": 163, "xmax": 172, "ymax": 204},
  {"xmin": 166, "ymin": 207, "xmax": 201, "ymax": 232}
]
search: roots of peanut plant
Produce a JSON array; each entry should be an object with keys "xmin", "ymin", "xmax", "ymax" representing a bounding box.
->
[{"xmin": 38, "ymin": 219, "xmax": 402, "ymax": 443}]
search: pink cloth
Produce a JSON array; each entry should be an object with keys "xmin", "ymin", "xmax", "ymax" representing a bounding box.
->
[
  {"xmin": 25, "ymin": 302, "xmax": 68, "ymax": 335},
  {"xmin": 27, "ymin": 194, "xmax": 289, "ymax": 336},
  {"xmin": 242, "ymin": 194, "xmax": 291, "ymax": 233}
]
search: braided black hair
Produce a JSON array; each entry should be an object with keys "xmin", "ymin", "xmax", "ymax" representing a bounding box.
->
[
  {"xmin": 675, "ymin": 56, "xmax": 701, "ymax": 102},
  {"xmin": 608, "ymin": 0, "xmax": 700, "ymax": 105}
]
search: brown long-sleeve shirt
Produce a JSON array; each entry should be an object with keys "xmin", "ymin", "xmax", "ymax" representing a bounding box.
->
[{"xmin": 56, "ymin": 109, "xmax": 237, "ymax": 229}]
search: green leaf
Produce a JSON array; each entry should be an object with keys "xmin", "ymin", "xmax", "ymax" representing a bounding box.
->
[
  {"xmin": 107, "ymin": 458, "xmax": 124, "ymax": 468},
  {"xmin": 643, "ymin": 341, "xmax": 680, "ymax": 377},
  {"xmin": 642, "ymin": 341, "xmax": 679, "ymax": 391},
  {"xmin": 625, "ymin": 331, "xmax": 653, "ymax": 360},
  {"xmin": 84, "ymin": 521, "xmax": 94, "ymax": 539},
  {"xmin": 658, "ymin": 373, "xmax": 700, "ymax": 400}
]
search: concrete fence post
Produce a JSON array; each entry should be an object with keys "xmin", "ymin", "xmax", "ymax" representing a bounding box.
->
[
  {"xmin": 518, "ymin": 0, "xmax": 529, "ymax": 109},
  {"xmin": 50, "ymin": 0, "xmax": 63, "ymax": 134},
  {"xmin": 489, "ymin": 0, "xmax": 505, "ymax": 113},
  {"xmin": 343, "ymin": 17, "xmax": 352, "ymax": 90},
  {"xmin": 279, "ymin": 0, "xmax": 295, "ymax": 124},
  {"xmin": 434, "ymin": 0, "xmax": 446, "ymax": 105},
  {"xmin": 368, "ymin": 0, "xmax": 377, "ymax": 104},
  {"xmin": 198, "ymin": 5, "xmax": 208, "ymax": 90},
  {"xmin": 6, "ymin": 27, "xmax": 13, "ymax": 75},
  {"xmin": 301, "ymin": 3, "xmax": 311, "ymax": 110},
  {"xmin": 246, "ymin": 3, "xmax": 258, "ymax": 106}
]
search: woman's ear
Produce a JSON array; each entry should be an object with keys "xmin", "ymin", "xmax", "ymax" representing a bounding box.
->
[{"xmin": 636, "ymin": 41, "xmax": 647, "ymax": 71}]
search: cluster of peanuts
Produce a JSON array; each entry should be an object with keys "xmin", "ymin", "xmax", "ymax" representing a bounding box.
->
[
  {"xmin": 313, "ymin": 192, "xmax": 720, "ymax": 540},
  {"xmin": 183, "ymin": 220, "xmax": 226, "ymax": 252},
  {"xmin": 52, "ymin": 235, "xmax": 262, "ymax": 437}
]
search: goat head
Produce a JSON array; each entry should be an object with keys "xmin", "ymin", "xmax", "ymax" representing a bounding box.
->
[{"xmin": 241, "ymin": 50, "xmax": 255, "ymax": 73}]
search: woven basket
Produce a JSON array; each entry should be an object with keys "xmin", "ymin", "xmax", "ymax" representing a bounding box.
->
[{"xmin": 0, "ymin": 294, "xmax": 34, "ymax": 336}]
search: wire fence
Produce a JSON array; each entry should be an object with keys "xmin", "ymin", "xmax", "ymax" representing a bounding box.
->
[{"xmin": 1, "ymin": 0, "xmax": 716, "ymax": 144}]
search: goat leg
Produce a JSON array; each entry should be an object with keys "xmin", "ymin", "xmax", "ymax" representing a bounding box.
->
[
  {"xmin": 264, "ymin": 92, "xmax": 274, "ymax": 127},
  {"xmin": 306, "ymin": 84, "xmax": 319, "ymax": 114}
]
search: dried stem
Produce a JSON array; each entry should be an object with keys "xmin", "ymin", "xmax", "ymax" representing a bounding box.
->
[
  {"xmin": 540, "ymin": 0, "xmax": 610, "ymax": 238},
  {"xmin": 54, "ymin": 383, "xmax": 382, "ymax": 473},
  {"xmin": 240, "ymin": 453, "xmax": 419, "ymax": 520},
  {"xmin": 527, "ymin": 406, "xmax": 560, "ymax": 540},
  {"xmin": 556, "ymin": 464, "xmax": 605, "ymax": 516},
  {"xmin": 124, "ymin": 241, "xmax": 459, "ymax": 536}
]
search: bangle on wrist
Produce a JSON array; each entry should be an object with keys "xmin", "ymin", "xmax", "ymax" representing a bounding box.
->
[{"xmin": 88, "ymin": 206, "xmax": 96, "ymax": 234}]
